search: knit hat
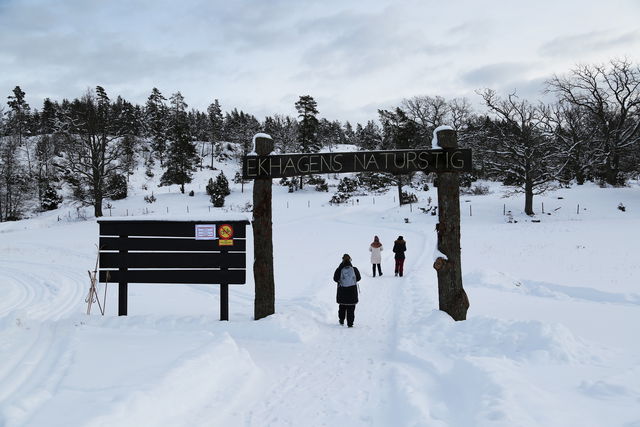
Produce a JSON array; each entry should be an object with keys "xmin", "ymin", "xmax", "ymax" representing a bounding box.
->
[{"xmin": 342, "ymin": 254, "xmax": 351, "ymax": 262}]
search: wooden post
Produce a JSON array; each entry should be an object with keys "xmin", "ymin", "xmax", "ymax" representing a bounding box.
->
[
  {"xmin": 253, "ymin": 134, "xmax": 276, "ymax": 320},
  {"xmin": 220, "ymin": 284, "xmax": 229, "ymax": 320},
  {"xmin": 220, "ymin": 247, "xmax": 229, "ymax": 321},
  {"xmin": 118, "ymin": 234, "xmax": 128, "ymax": 316},
  {"xmin": 433, "ymin": 129, "xmax": 469, "ymax": 321}
]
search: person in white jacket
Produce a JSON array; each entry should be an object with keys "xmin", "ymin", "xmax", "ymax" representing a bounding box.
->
[{"xmin": 369, "ymin": 236, "xmax": 383, "ymax": 277}]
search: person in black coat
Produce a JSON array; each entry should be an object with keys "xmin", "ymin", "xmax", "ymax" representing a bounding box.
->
[
  {"xmin": 392, "ymin": 236, "xmax": 407, "ymax": 277},
  {"xmin": 333, "ymin": 253, "xmax": 361, "ymax": 327}
]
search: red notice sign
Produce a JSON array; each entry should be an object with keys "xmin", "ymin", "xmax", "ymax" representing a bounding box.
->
[{"xmin": 218, "ymin": 224, "xmax": 234, "ymax": 246}]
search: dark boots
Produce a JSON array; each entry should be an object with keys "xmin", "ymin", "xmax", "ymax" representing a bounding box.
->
[{"xmin": 372, "ymin": 264, "xmax": 382, "ymax": 277}]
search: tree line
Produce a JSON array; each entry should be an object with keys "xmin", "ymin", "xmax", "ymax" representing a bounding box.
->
[{"xmin": 1, "ymin": 58, "xmax": 639, "ymax": 220}]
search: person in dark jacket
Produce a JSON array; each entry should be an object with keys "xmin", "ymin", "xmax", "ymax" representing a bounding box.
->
[
  {"xmin": 333, "ymin": 254, "xmax": 361, "ymax": 327},
  {"xmin": 392, "ymin": 236, "xmax": 407, "ymax": 277}
]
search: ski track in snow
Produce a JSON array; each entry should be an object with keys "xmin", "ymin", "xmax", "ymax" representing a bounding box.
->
[{"xmin": 0, "ymin": 241, "xmax": 89, "ymax": 426}]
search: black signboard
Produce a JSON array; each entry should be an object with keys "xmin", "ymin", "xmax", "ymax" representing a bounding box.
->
[
  {"xmin": 97, "ymin": 219, "xmax": 249, "ymax": 319},
  {"xmin": 242, "ymin": 148, "xmax": 472, "ymax": 179}
]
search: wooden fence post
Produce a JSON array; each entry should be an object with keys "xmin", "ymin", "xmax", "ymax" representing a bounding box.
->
[
  {"xmin": 252, "ymin": 134, "xmax": 276, "ymax": 319},
  {"xmin": 118, "ymin": 233, "xmax": 128, "ymax": 316},
  {"xmin": 433, "ymin": 129, "xmax": 469, "ymax": 321}
]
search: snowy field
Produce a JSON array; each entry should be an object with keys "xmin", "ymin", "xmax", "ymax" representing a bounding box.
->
[{"xmin": 1, "ymin": 162, "xmax": 639, "ymax": 426}]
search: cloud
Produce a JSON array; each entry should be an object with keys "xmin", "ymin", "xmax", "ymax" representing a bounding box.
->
[
  {"xmin": 295, "ymin": 6, "xmax": 453, "ymax": 80},
  {"xmin": 540, "ymin": 30, "xmax": 640, "ymax": 57},
  {"xmin": 0, "ymin": 0, "xmax": 639, "ymax": 124},
  {"xmin": 461, "ymin": 62, "xmax": 534, "ymax": 87}
]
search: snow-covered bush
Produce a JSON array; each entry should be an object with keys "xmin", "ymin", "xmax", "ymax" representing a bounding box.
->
[
  {"xmin": 209, "ymin": 172, "xmax": 230, "ymax": 207},
  {"xmin": 106, "ymin": 174, "xmax": 127, "ymax": 200},
  {"xmin": 337, "ymin": 177, "xmax": 358, "ymax": 194},
  {"xmin": 461, "ymin": 183, "xmax": 490, "ymax": 195},
  {"xmin": 330, "ymin": 177, "xmax": 359, "ymax": 204},
  {"xmin": 206, "ymin": 178, "xmax": 215, "ymax": 196},
  {"xmin": 357, "ymin": 172, "xmax": 394, "ymax": 192},
  {"xmin": 41, "ymin": 185, "xmax": 62, "ymax": 211},
  {"xmin": 307, "ymin": 175, "xmax": 328, "ymax": 192},
  {"xmin": 144, "ymin": 193, "xmax": 156, "ymax": 204},
  {"xmin": 400, "ymin": 191, "xmax": 417, "ymax": 204}
]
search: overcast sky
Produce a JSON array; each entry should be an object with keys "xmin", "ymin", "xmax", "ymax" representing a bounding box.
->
[{"xmin": 1, "ymin": 0, "xmax": 639, "ymax": 124}]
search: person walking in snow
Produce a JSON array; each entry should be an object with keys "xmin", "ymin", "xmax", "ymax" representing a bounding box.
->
[
  {"xmin": 369, "ymin": 236, "xmax": 383, "ymax": 277},
  {"xmin": 333, "ymin": 254, "xmax": 361, "ymax": 327},
  {"xmin": 392, "ymin": 236, "xmax": 407, "ymax": 277}
]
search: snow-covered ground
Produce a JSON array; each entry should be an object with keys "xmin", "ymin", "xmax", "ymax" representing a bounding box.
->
[{"xmin": 1, "ymin": 159, "xmax": 639, "ymax": 426}]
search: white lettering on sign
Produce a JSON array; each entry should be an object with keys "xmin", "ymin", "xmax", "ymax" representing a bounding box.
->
[{"xmin": 195, "ymin": 224, "xmax": 216, "ymax": 240}]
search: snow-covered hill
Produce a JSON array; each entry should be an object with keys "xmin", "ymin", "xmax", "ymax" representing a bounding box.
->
[{"xmin": 1, "ymin": 154, "xmax": 639, "ymax": 427}]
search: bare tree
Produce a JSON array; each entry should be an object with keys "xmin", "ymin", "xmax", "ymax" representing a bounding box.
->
[
  {"xmin": 479, "ymin": 89, "xmax": 570, "ymax": 215},
  {"xmin": 402, "ymin": 95, "xmax": 450, "ymax": 129},
  {"xmin": 448, "ymin": 97, "xmax": 473, "ymax": 131},
  {"xmin": 544, "ymin": 103, "xmax": 598, "ymax": 184},
  {"xmin": 547, "ymin": 59, "xmax": 640, "ymax": 185},
  {"xmin": 57, "ymin": 87, "xmax": 124, "ymax": 217}
]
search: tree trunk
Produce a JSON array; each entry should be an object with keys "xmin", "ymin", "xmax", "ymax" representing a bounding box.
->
[
  {"xmin": 605, "ymin": 151, "xmax": 621, "ymax": 186},
  {"xmin": 524, "ymin": 179, "xmax": 534, "ymax": 215},
  {"xmin": 94, "ymin": 196, "xmax": 103, "ymax": 217},
  {"xmin": 253, "ymin": 135, "xmax": 275, "ymax": 320},
  {"xmin": 397, "ymin": 175, "xmax": 402, "ymax": 206},
  {"xmin": 434, "ymin": 129, "xmax": 469, "ymax": 321},
  {"xmin": 211, "ymin": 142, "xmax": 215, "ymax": 170}
]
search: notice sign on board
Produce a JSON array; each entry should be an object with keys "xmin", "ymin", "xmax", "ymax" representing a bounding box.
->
[
  {"xmin": 218, "ymin": 224, "xmax": 234, "ymax": 246},
  {"xmin": 195, "ymin": 224, "xmax": 216, "ymax": 240}
]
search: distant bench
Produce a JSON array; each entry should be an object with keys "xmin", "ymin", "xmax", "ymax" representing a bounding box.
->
[{"xmin": 97, "ymin": 219, "xmax": 249, "ymax": 320}]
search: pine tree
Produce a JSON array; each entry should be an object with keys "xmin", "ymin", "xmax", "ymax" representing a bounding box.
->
[
  {"xmin": 263, "ymin": 114, "xmax": 298, "ymax": 153},
  {"xmin": 207, "ymin": 99, "xmax": 224, "ymax": 168},
  {"xmin": 378, "ymin": 108, "xmax": 419, "ymax": 205},
  {"xmin": 210, "ymin": 171, "xmax": 230, "ymax": 207},
  {"xmin": 145, "ymin": 88, "xmax": 168, "ymax": 166},
  {"xmin": 344, "ymin": 121, "xmax": 355, "ymax": 144},
  {"xmin": 224, "ymin": 108, "xmax": 261, "ymax": 154},
  {"xmin": 217, "ymin": 171, "xmax": 230, "ymax": 196},
  {"xmin": 40, "ymin": 98, "xmax": 57, "ymax": 134},
  {"xmin": 295, "ymin": 95, "xmax": 320, "ymax": 188},
  {"xmin": 295, "ymin": 95, "xmax": 320, "ymax": 153},
  {"xmin": 355, "ymin": 120, "xmax": 382, "ymax": 150},
  {"xmin": 1, "ymin": 86, "xmax": 33, "ymax": 220},
  {"xmin": 41, "ymin": 184, "xmax": 62, "ymax": 211},
  {"xmin": 160, "ymin": 92, "xmax": 197, "ymax": 193},
  {"xmin": 7, "ymin": 86, "xmax": 31, "ymax": 147}
]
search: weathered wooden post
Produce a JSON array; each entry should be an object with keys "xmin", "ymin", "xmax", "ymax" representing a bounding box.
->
[
  {"xmin": 118, "ymin": 232, "xmax": 128, "ymax": 316},
  {"xmin": 433, "ymin": 129, "xmax": 469, "ymax": 320},
  {"xmin": 252, "ymin": 134, "xmax": 276, "ymax": 319}
]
